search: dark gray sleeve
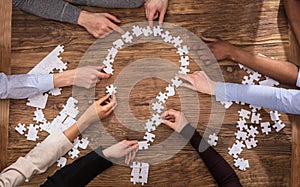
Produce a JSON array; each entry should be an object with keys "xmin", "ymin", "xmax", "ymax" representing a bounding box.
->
[
  {"xmin": 12, "ymin": 0, "xmax": 81, "ymax": 25},
  {"xmin": 72, "ymin": 0, "xmax": 144, "ymax": 8}
]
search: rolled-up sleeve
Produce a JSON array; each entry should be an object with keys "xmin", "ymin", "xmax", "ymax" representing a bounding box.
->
[
  {"xmin": 215, "ymin": 82, "xmax": 300, "ymax": 115},
  {"xmin": 0, "ymin": 73, "xmax": 54, "ymax": 99},
  {"xmin": 0, "ymin": 129, "xmax": 73, "ymax": 187}
]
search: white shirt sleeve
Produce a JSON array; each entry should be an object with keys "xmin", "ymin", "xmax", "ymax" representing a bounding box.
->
[
  {"xmin": 296, "ymin": 69, "xmax": 300, "ymax": 88},
  {"xmin": 215, "ymin": 82, "xmax": 300, "ymax": 115},
  {"xmin": 0, "ymin": 129, "xmax": 73, "ymax": 187},
  {"xmin": 0, "ymin": 73, "xmax": 54, "ymax": 99}
]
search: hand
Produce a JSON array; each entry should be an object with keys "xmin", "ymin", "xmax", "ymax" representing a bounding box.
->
[
  {"xmin": 77, "ymin": 94, "xmax": 117, "ymax": 127},
  {"xmin": 177, "ymin": 71, "xmax": 216, "ymax": 95},
  {"xmin": 202, "ymin": 37, "xmax": 236, "ymax": 61},
  {"xmin": 161, "ymin": 109, "xmax": 189, "ymax": 133},
  {"xmin": 54, "ymin": 66, "xmax": 109, "ymax": 89},
  {"xmin": 103, "ymin": 140, "xmax": 139, "ymax": 165},
  {"xmin": 73, "ymin": 66, "xmax": 110, "ymax": 89},
  {"xmin": 144, "ymin": 0, "xmax": 168, "ymax": 27},
  {"xmin": 78, "ymin": 11, "xmax": 125, "ymax": 38}
]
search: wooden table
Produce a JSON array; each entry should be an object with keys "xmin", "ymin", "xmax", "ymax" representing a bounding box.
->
[{"xmin": 0, "ymin": 0, "xmax": 299, "ymax": 186}]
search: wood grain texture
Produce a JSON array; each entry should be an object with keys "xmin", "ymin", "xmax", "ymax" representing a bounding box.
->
[
  {"xmin": 0, "ymin": 0, "xmax": 12, "ymax": 170},
  {"xmin": 288, "ymin": 26, "xmax": 300, "ymax": 187},
  {"xmin": 7, "ymin": 0, "xmax": 294, "ymax": 186}
]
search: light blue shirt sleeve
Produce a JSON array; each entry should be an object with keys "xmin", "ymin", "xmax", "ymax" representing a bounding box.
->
[
  {"xmin": 215, "ymin": 82, "xmax": 300, "ymax": 115},
  {"xmin": 0, "ymin": 73, "xmax": 54, "ymax": 99},
  {"xmin": 296, "ymin": 69, "xmax": 300, "ymax": 88}
]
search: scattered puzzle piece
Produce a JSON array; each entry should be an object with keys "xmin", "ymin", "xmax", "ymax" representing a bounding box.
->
[
  {"xmin": 25, "ymin": 124, "xmax": 39, "ymax": 141},
  {"xmin": 138, "ymin": 141, "xmax": 150, "ymax": 150},
  {"xmin": 106, "ymin": 84, "xmax": 117, "ymax": 95},
  {"xmin": 238, "ymin": 109, "xmax": 251, "ymax": 120},
  {"xmin": 272, "ymin": 120, "xmax": 285, "ymax": 132},
  {"xmin": 261, "ymin": 122, "xmax": 271, "ymax": 135},
  {"xmin": 152, "ymin": 102, "xmax": 164, "ymax": 114},
  {"xmin": 144, "ymin": 132, "xmax": 156, "ymax": 143},
  {"xmin": 220, "ymin": 101, "xmax": 233, "ymax": 109},
  {"xmin": 250, "ymin": 113, "xmax": 262, "ymax": 124},
  {"xmin": 57, "ymin": 156, "xmax": 67, "ymax": 167},
  {"xmin": 132, "ymin": 25, "xmax": 143, "ymax": 37},
  {"xmin": 207, "ymin": 133, "xmax": 219, "ymax": 146},
  {"xmin": 15, "ymin": 123, "xmax": 27, "ymax": 135},
  {"xmin": 153, "ymin": 25, "xmax": 163, "ymax": 36},
  {"xmin": 234, "ymin": 158, "xmax": 250, "ymax": 171},
  {"xmin": 245, "ymin": 138, "xmax": 258, "ymax": 149},
  {"xmin": 235, "ymin": 130, "xmax": 248, "ymax": 141},
  {"xmin": 171, "ymin": 76, "xmax": 182, "ymax": 88},
  {"xmin": 165, "ymin": 84, "xmax": 175, "ymax": 96},
  {"xmin": 113, "ymin": 39, "xmax": 124, "ymax": 49},
  {"xmin": 122, "ymin": 31, "xmax": 133, "ymax": 43}
]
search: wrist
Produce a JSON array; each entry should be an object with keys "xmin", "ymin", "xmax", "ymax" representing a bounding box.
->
[
  {"xmin": 102, "ymin": 148, "xmax": 111, "ymax": 159},
  {"xmin": 53, "ymin": 70, "xmax": 75, "ymax": 88},
  {"xmin": 78, "ymin": 10, "xmax": 89, "ymax": 27}
]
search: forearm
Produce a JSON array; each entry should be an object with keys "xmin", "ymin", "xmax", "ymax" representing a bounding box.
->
[
  {"xmin": 284, "ymin": 0, "xmax": 300, "ymax": 45},
  {"xmin": 229, "ymin": 46, "xmax": 299, "ymax": 86},
  {"xmin": 215, "ymin": 82, "xmax": 300, "ymax": 114},
  {"xmin": 53, "ymin": 70, "xmax": 75, "ymax": 88},
  {"xmin": 0, "ymin": 73, "xmax": 53, "ymax": 99},
  {"xmin": 12, "ymin": 0, "xmax": 81, "ymax": 24},
  {"xmin": 180, "ymin": 124, "xmax": 241, "ymax": 187},
  {"xmin": 41, "ymin": 147, "xmax": 113, "ymax": 187},
  {"xmin": 0, "ymin": 129, "xmax": 73, "ymax": 186}
]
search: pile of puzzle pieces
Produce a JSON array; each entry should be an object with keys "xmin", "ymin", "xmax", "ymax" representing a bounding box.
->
[
  {"xmin": 15, "ymin": 46, "xmax": 90, "ymax": 168},
  {"xmin": 214, "ymin": 57, "xmax": 285, "ymax": 171}
]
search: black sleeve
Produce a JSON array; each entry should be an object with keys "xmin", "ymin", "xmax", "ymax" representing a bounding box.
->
[
  {"xmin": 12, "ymin": 0, "xmax": 81, "ymax": 24},
  {"xmin": 180, "ymin": 124, "xmax": 242, "ymax": 187},
  {"xmin": 41, "ymin": 147, "xmax": 113, "ymax": 187}
]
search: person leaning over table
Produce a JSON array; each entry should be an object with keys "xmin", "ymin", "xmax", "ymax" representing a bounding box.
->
[
  {"xmin": 13, "ymin": 0, "xmax": 169, "ymax": 38},
  {"xmin": 0, "ymin": 93, "xmax": 119, "ymax": 187},
  {"xmin": 161, "ymin": 109, "xmax": 242, "ymax": 187},
  {"xmin": 0, "ymin": 65, "xmax": 109, "ymax": 99}
]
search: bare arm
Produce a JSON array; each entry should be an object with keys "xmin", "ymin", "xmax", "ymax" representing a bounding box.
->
[
  {"xmin": 203, "ymin": 37, "xmax": 299, "ymax": 86},
  {"xmin": 284, "ymin": 0, "xmax": 300, "ymax": 45}
]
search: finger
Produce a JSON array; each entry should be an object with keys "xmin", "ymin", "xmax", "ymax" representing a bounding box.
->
[
  {"xmin": 107, "ymin": 21, "xmax": 125, "ymax": 35},
  {"xmin": 124, "ymin": 140, "xmax": 139, "ymax": 146},
  {"xmin": 130, "ymin": 150, "xmax": 137, "ymax": 162},
  {"xmin": 98, "ymin": 72, "xmax": 110, "ymax": 79},
  {"xmin": 103, "ymin": 94, "xmax": 117, "ymax": 112},
  {"xmin": 124, "ymin": 144, "xmax": 139, "ymax": 155},
  {"xmin": 176, "ymin": 74, "xmax": 192, "ymax": 84},
  {"xmin": 104, "ymin": 13, "xmax": 121, "ymax": 23},
  {"xmin": 162, "ymin": 119, "xmax": 175, "ymax": 129},
  {"xmin": 181, "ymin": 82, "xmax": 196, "ymax": 91},
  {"xmin": 201, "ymin": 36, "xmax": 218, "ymax": 42},
  {"xmin": 96, "ymin": 94, "xmax": 110, "ymax": 105},
  {"xmin": 149, "ymin": 20, "xmax": 154, "ymax": 29},
  {"xmin": 125, "ymin": 153, "xmax": 130, "ymax": 165},
  {"xmin": 161, "ymin": 109, "xmax": 177, "ymax": 119},
  {"xmin": 158, "ymin": 10, "xmax": 166, "ymax": 27},
  {"xmin": 148, "ymin": 9, "xmax": 156, "ymax": 24}
]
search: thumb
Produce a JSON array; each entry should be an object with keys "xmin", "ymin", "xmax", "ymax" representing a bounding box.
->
[{"xmin": 96, "ymin": 94, "xmax": 110, "ymax": 105}]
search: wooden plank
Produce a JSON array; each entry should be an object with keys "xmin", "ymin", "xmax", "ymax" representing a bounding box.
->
[
  {"xmin": 0, "ymin": 0, "xmax": 12, "ymax": 170},
  {"xmin": 288, "ymin": 26, "xmax": 300, "ymax": 187}
]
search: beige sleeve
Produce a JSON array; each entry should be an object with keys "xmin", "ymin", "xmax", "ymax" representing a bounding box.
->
[{"xmin": 0, "ymin": 128, "xmax": 73, "ymax": 187}]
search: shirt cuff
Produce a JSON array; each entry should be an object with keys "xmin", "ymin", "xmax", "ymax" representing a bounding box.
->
[
  {"xmin": 61, "ymin": 3, "xmax": 82, "ymax": 24},
  {"xmin": 37, "ymin": 74, "xmax": 54, "ymax": 92},
  {"xmin": 296, "ymin": 69, "xmax": 300, "ymax": 88},
  {"xmin": 215, "ymin": 82, "xmax": 228, "ymax": 102}
]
